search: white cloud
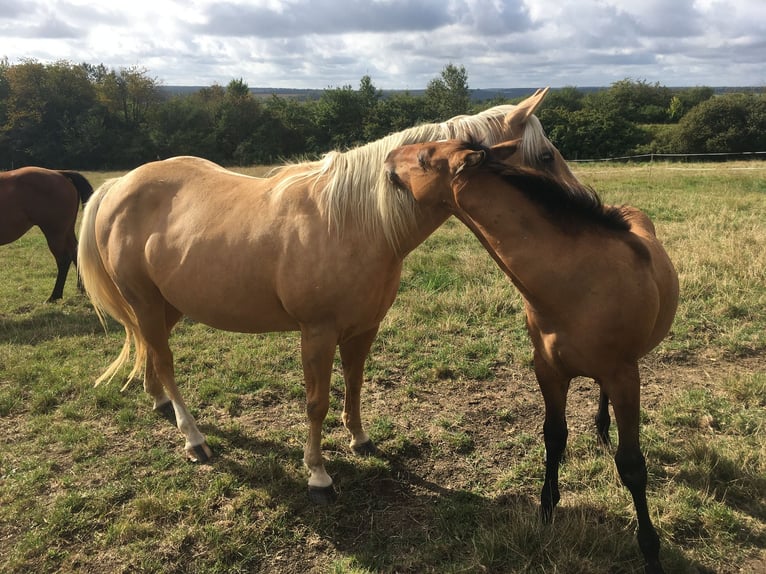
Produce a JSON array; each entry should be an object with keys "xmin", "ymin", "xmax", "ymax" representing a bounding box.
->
[{"xmin": 0, "ymin": 0, "xmax": 763, "ymax": 88}]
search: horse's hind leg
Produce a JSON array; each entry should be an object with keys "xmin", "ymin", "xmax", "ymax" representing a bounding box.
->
[
  {"xmin": 133, "ymin": 297, "xmax": 211, "ymax": 463},
  {"xmin": 44, "ymin": 229, "xmax": 77, "ymax": 302},
  {"xmin": 339, "ymin": 326, "xmax": 379, "ymax": 456},
  {"xmin": 604, "ymin": 363, "xmax": 664, "ymax": 574},
  {"xmin": 594, "ymin": 386, "xmax": 612, "ymax": 446},
  {"xmin": 145, "ymin": 305, "xmax": 184, "ymax": 426},
  {"xmin": 533, "ymin": 351, "xmax": 571, "ymax": 522},
  {"xmin": 47, "ymin": 252, "xmax": 71, "ymax": 302}
]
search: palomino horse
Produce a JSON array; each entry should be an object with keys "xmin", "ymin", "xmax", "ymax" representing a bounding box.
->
[
  {"xmin": 0, "ymin": 167, "xmax": 94, "ymax": 301},
  {"xmin": 78, "ymin": 89, "xmax": 558, "ymax": 503},
  {"xmin": 384, "ymin": 139, "xmax": 678, "ymax": 574}
]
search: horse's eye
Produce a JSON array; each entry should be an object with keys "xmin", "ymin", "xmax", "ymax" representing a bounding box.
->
[
  {"xmin": 541, "ymin": 151, "xmax": 553, "ymax": 163},
  {"xmin": 417, "ymin": 152, "xmax": 428, "ymax": 170}
]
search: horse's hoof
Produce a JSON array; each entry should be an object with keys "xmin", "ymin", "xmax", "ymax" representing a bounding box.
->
[
  {"xmin": 155, "ymin": 401, "xmax": 177, "ymax": 426},
  {"xmin": 308, "ymin": 484, "xmax": 337, "ymax": 505},
  {"xmin": 351, "ymin": 440, "xmax": 379, "ymax": 457},
  {"xmin": 186, "ymin": 443, "xmax": 213, "ymax": 463}
]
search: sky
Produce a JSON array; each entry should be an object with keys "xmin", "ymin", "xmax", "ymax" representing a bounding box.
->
[{"xmin": 1, "ymin": 0, "xmax": 764, "ymax": 90}]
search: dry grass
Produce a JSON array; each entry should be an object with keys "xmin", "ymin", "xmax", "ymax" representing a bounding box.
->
[{"xmin": 0, "ymin": 161, "xmax": 764, "ymax": 573}]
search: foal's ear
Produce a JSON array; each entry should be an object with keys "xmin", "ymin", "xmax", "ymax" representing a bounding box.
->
[{"xmin": 455, "ymin": 150, "xmax": 485, "ymax": 175}]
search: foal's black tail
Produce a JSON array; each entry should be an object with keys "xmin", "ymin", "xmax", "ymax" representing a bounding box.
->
[{"xmin": 59, "ymin": 170, "xmax": 95, "ymax": 207}]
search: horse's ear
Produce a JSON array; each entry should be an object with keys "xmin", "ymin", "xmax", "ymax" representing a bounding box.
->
[
  {"xmin": 503, "ymin": 87, "xmax": 550, "ymax": 136},
  {"xmin": 489, "ymin": 139, "xmax": 521, "ymax": 163},
  {"xmin": 455, "ymin": 150, "xmax": 485, "ymax": 175}
]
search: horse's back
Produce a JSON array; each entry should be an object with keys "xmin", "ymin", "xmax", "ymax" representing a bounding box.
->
[
  {"xmin": 93, "ymin": 156, "xmax": 326, "ymax": 332},
  {"xmin": 0, "ymin": 167, "xmax": 80, "ymax": 243}
]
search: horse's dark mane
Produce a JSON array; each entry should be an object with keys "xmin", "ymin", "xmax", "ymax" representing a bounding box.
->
[
  {"xmin": 459, "ymin": 141, "xmax": 630, "ymax": 232},
  {"xmin": 489, "ymin": 160, "xmax": 629, "ymax": 231}
]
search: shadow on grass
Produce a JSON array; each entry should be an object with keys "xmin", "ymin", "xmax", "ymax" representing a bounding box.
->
[
  {"xmin": 196, "ymin": 419, "xmax": 713, "ymax": 574},
  {"xmin": 0, "ymin": 302, "xmax": 104, "ymax": 344}
]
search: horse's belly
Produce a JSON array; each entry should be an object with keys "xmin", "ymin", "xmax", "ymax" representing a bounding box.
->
[
  {"xmin": 185, "ymin": 303, "xmax": 299, "ymax": 334},
  {"xmin": 157, "ymin": 277, "xmax": 298, "ymax": 334}
]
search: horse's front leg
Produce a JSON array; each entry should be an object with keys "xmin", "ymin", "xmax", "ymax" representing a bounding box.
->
[
  {"xmin": 533, "ymin": 350, "xmax": 571, "ymax": 522},
  {"xmin": 339, "ymin": 326, "xmax": 380, "ymax": 456},
  {"xmin": 300, "ymin": 325, "xmax": 339, "ymax": 504}
]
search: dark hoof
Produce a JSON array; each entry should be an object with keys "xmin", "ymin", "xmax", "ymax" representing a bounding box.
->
[
  {"xmin": 644, "ymin": 562, "xmax": 665, "ymax": 574},
  {"xmin": 351, "ymin": 440, "xmax": 379, "ymax": 457},
  {"xmin": 155, "ymin": 401, "xmax": 177, "ymax": 426},
  {"xmin": 187, "ymin": 443, "xmax": 212, "ymax": 463},
  {"xmin": 308, "ymin": 484, "xmax": 337, "ymax": 505}
]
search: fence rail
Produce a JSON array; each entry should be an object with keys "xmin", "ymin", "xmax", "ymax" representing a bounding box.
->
[{"xmin": 570, "ymin": 151, "xmax": 766, "ymax": 163}]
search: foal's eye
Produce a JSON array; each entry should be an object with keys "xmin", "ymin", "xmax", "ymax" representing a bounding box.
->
[
  {"xmin": 541, "ymin": 151, "xmax": 553, "ymax": 163},
  {"xmin": 417, "ymin": 152, "xmax": 428, "ymax": 170}
]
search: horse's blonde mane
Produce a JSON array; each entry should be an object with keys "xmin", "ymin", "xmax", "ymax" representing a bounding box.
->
[
  {"xmin": 518, "ymin": 114, "xmax": 550, "ymax": 168},
  {"xmin": 272, "ymin": 104, "xmax": 548, "ymax": 252}
]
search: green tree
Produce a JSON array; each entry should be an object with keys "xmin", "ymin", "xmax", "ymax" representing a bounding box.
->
[
  {"xmin": 314, "ymin": 76, "xmax": 382, "ymax": 150},
  {"xmin": 364, "ymin": 91, "xmax": 427, "ymax": 140},
  {"xmin": 586, "ymin": 79, "xmax": 673, "ymax": 124},
  {"xmin": 214, "ymin": 79, "xmax": 265, "ymax": 164},
  {"xmin": 263, "ymin": 94, "xmax": 321, "ymax": 158},
  {"xmin": 150, "ymin": 88, "xmax": 222, "ymax": 161},
  {"xmin": 540, "ymin": 106, "xmax": 648, "ymax": 159},
  {"xmin": 670, "ymin": 93, "xmax": 766, "ymax": 153},
  {"xmin": 540, "ymin": 86, "xmax": 584, "ymax": 113},
  {"xmin": 424, "ymin": 64, "xmax": 470, "ymax": 120},
  {"xmin": 91, "ymin": 65, "xmax": 164, "ymax": 167},
  {"xmin": 0, "ymin": 60, "xmax": 98, "ymax": 168}
]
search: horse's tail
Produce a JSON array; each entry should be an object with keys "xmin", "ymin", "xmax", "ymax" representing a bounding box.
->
[
  {"xmin": 78, "ymin": 178, "xmax": 146, "ymax": 388},
  {"xmin": 59, "ymin": 170, "xmax": 95, "ymax": 207}
]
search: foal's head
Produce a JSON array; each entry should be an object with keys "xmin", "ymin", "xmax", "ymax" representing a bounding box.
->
[
  {"xmin": 385, "ymin": 138, "xmax": 629, "ymax": 233},
  {"xmin": 384, "ymin": 121, "xmax": 580, "ymax": 208},
  {"xmin": 384, "ymin": 138, "xmax": 548, "ymax": 208}
]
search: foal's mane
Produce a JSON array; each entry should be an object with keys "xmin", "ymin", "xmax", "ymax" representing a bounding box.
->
[
  {"xmin": 272, "ymin": 104, "xmax": 532, "ymax": 251},
  {"xmin": 465, "ymin": 143, "xmax": 630, "ymax": 232}
]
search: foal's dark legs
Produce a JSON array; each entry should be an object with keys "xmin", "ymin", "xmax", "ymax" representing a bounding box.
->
[
  {"xmin": 533, "ymin": 352, "xmax": 570, "ymax": 521},
  {"xmin": 607, "ymin": 363, "xmax": 665, "ymax": 574},
  {"xmin": 595, "ymin": 387, "xmax": 611, "ymax": 445}
]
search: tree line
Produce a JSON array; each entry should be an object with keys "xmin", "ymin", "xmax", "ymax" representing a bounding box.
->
[{"xmin": 1, "ymin": 59, "xmax": 765, "ymax": 170}]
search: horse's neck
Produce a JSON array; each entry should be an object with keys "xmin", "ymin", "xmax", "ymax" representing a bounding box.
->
[
  {"xmin": 458, "ymin": 182, "xmax": 575, "ymax": 300},
  {"xmin": 397, "ymin": 207, "xmax": 452, "ymax": 256}
]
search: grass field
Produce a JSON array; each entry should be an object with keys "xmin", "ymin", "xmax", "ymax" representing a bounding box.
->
[{"xmin": 0, "ymin": 161, "xmax": 764, "ymax": 573}]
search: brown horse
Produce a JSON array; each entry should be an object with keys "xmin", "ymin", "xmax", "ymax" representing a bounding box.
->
[
  {"xmin": 384, "ymin": 138, "xmax": 679, "ymax": 574},
  {"xmin": 78, "ymin": 89, "xmax": 558, "ymax": 504},
  {"xmin": 0, "ymin": 166, "xmax": 94, "ymax": 301}
]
